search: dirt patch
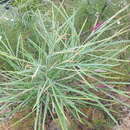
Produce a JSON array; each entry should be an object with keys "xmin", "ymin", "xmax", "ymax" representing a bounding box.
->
[{"xmin": 0, "ymin": 109, "xmax": 34, "ymax": 130}]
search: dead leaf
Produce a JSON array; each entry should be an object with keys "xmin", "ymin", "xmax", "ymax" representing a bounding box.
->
[
  {"xmin": 113, "ymin": 112, "xmax": 130, "ymax": 130},
  {"xmin": 47, "ymin": 119, "xmax": 61, "ymax": 130}
]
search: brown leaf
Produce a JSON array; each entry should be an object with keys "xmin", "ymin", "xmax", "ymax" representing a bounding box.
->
[{"xmin": 113, "ymin": 113, "xmax": 130, "ymax": 130}]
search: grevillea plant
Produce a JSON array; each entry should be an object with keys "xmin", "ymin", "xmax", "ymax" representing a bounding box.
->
[{"xmin": 0, "ymin": 2, "xmax": 130, "ymax": 130}]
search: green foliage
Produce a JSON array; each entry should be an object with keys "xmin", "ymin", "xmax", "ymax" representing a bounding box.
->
[{"xmin": 0, "ymin": 1, "xmax": 130, "ymax": 130}]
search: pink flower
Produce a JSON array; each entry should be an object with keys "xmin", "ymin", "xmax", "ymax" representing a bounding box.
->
[
  {"xmin": 96, "ymin": 84, "xmax": 114, "ymax": 89},
  {"xmin": 97, "ymin": 84, "xmax": 106, "ymax": 88},
  {"xmin": 91, "ymin": 22, "xmax": 104, "ymax": 32}
]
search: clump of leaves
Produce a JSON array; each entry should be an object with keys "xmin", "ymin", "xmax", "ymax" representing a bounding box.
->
[{"xmin": 0, "ymin": 2, "xmax": 130, "ymax": 130}]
